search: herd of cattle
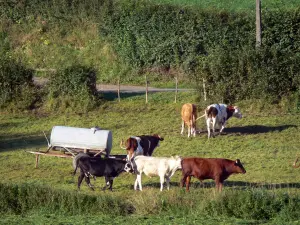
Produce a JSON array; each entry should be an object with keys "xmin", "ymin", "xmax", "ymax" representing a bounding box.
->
[{"xmin": 73, "ymin": 103, "xmax": 247, "ymax": 192}]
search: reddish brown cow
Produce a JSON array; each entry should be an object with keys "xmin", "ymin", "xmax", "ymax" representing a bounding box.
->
[{"xmin": 180, "ymin": 157, "xmax": 246, "ymax": 192}]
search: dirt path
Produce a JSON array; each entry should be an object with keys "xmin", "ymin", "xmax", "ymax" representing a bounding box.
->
[{"xmin": 33, "ymin": 77, "xmax": 194, "ymax": 93}]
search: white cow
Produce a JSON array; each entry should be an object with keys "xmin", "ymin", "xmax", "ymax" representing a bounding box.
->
[
  {"xmin": 197, "ymin": 104, "xmax": 242, "ymax": 138},
  {"xmin": 132, "ymin": 155, "xmax": 182, "ymax": 191}
]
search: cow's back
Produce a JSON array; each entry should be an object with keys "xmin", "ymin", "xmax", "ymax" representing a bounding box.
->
[
  {"xmin": 181, "ymin": 103, "xmax": 197, "ymax": 123},
  {"xmin": 86, "ymin": 158, "xmax": 125, "ymax": 177},
  {"xmin": 134, "ymin": 156, "xmax": 180, "ymax": 176}
]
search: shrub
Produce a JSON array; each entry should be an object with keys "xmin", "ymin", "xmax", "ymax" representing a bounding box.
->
[
  {"xmin": 0, "ymin": 56, "xmax": 37, "ymax": 110},
  {"xmin": 45, "ymin": 65, "xmax": 99, "ymax": 112}
]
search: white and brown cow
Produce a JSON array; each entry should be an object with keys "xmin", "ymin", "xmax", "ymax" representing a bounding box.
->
[
  {"xmin": 198, "ymin": 104, "xmax": 242, "ymax": 138},
  {"xmin": 181, "ymin": 103, "xmax": 198, "ymax": 138},
  {"xmin": 120, "ymin": 134, "xmax": 164, "ymax": 161}
]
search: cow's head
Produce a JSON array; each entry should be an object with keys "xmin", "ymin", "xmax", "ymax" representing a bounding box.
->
[
  {"xmin": 153, "ymin": 134, "xmax": 164, "ymax": 147},
  {"xmin": 172, "ymin": 155, "xmax": 183, "ymax": 170},
  {"xmin": 124, "ymin": 161, "xmax": 133, "ymax": 173},
  {"xmin": 120, "ymin": 137, "xmax": 139, "ymax": 161},
  {"xmin": 233, "ymin": 106, "xmax": 242, "ymax": 119},
  {"xmin": 234, "ymin": 159, "xmax": 246, "ymax": 174}
]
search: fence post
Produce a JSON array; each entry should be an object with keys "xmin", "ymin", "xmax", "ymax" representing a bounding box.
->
[
  {"xmin": 175, "ymin": 77, "xmax": 178, "ymax": 103},
  {"xmin": 203, "ymin": 78, "xmax": 207, "ymax": 101},
  {"xmin": 117, "ymin": 79, "xmax": 120, "ymax": 102},
  {"xmin": 256, "ymin": 0, "xmax": 262, "ymax": 47},
  {"xmin": 145, "ymin": 75, "xmax": 148, "ymax": 104}
]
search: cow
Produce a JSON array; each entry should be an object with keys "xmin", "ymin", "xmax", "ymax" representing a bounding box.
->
[
  {"xmin": 132, "ymin": 155, "xmax": 182, "ymax": 191},
  {"xmin": 120, "ymin": 134, "xmax": 164, "ymax": 161},
  {"xmin": 181, "ymin": 103, "xmax": 198, "ymax": 137},
  {"xmin": 73, "ymin": 153, "xmax": 133, "ymax": 191},
  {"xmin": 197, "ymin": 103, "xmax": 242, "ymax": 138},
  {"xmin": 180, "ymin": 157, "xmax": 246, "ymax": 192}
]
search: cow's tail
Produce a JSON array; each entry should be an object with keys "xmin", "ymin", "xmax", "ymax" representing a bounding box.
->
[
  {"xmin": 195, "ymin": 113, "xmax": 206, "ymax": 121},
  {"xmin": 293, "ymin": 157, "xmax": 300, "ymax": 168},
  {"xmin": 72, "ymin": 153, "xmax": 89, "ymax": 174},
  {"xmin": 120, "ymin": 139, "xmax": 127, "ymax": 149}
]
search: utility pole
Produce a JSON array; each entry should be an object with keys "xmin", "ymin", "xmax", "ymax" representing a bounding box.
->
[{"xmin": 256, "ymin": 0, "xmax": 262, "ymax": 47}]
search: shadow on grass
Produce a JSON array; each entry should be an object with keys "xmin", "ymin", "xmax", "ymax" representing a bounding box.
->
[
  {"xmin": 101, "ymin": 92, "xmax": 145, "ymax": 101},
  {"xmin": 128, "ymin": 180, "xmax": 300, "ymax": 190},
  {"xmin": 223, "ymin": 124, "xmax": 297, "ymax": 135},
  {"xmin": 0, "ymin": 134, "xmax": 47, "ymax": 152}
]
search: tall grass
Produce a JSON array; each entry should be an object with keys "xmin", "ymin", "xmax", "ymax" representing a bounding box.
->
[{"xmin": 1, "ymin": 183, "xmax": 300, "ymax": 223}]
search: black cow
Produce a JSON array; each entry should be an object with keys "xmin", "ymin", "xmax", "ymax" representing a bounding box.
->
[{"xmin": 73, "ymin": 154, "xmax": 132, "ymax": 191}]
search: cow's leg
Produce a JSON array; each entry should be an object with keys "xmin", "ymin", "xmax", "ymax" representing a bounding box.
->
[
  {"xmin": 165, "ymin": 176, "xmax": 170, "ymax": 190},
  {"xmin": 85, "ymin": 176, "xmax": 94, "ymax": 191},
  {"xmin": 185, "ymin": 176, "xmax": 191, "ymax": 191},
  {"xmin": 181, "ymin": 120, "xmax": 185, "ymax": 135},
  {"xmin": 77, "ymin": 173, "xmax": 85, "ymax": 190},
  {"xmin": 102, "ymin": 176, "xmax": 110, "ymax": 191},
  {"xmin": 134, "ymin": 173, "xmax": 142, "ymax": 191},
  {"xmin": 137, "ymin": 174, "xmax": 142, "ymax": 191},
  {"xmin": 206, "ymin": 118, "xmax": 211, "ymax": 138},
  {"xmin": 215, "ymin": 177, "xmax": 223, "ymax": 192},
  {"xmin": 106, "ymin": 177, "xmax": 114, "ymax": 191},
  {"xmin": 159, "ymin": 174, "xmax": 165, "ymax": 191},
  {"xmin": 180, "ymin": 174, "xmax": 188, "ymax": 188},
  {"xmin": 220, "ymin": 121, "xmax": 227, "ymax": 133},
  {"xmin": 212, "ymin": 117, "xmax": 217, "ymax": 137}
]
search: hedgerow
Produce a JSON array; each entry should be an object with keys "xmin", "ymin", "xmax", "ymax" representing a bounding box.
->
[
  {"xmin": 0, "ymin": 0, "xmax": 299, "ymax": 108},
  {"xmin": 45, "ymin": 65, "xmax": 99, "ymax": 113},
  {"xmin": 101, "ymin": 0, "xmax": 300, "ymax": 103}
]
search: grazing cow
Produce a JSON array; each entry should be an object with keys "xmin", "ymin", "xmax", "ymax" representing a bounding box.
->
[
  {"xmin": 181, "ymin": 103, "xmax": 198, "ymax": 137},
  {"xmin": 73, "ymin": 154, "xmax": 132, "ymax": 191},
  {"xmin": 197, "ymin": 103, "xmax": 242, "ymax": 138},
  {"xmin": 293, "ymin": 157, "xmax": 300, "ymax": 168},
  {"xmin": 120, "ymin": 134, "xmax": 164, "ymax": 161},
  {"xmin": 181, "ymin": 157, "xmax": 246, "ymax": 192},
  {"xmin": 132, "ymin": 155, "xmax": 182, "ymax": 191}
]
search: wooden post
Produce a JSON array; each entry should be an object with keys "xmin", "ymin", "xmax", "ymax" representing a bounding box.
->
[
  {"xmin": 35, "ymin": 154, "xmax": 40, "ymax": 168},
  {"xmin": 117, "ymin": 79, "xmax": 120, "ymax": 102},
  {"xmin": 145, "ymin": 75, "xmax": 148, "ymax": 104},
  {"xmin": 175, "ymin": 77, "xmax": 178, "ymax": 103},
  {"xmin": 203, "ymin": 78, "xmax": 207, "ymax": 101},
  {"xmin": 256, "ymin": 0, "xmax": 262, "ymax": 47}
]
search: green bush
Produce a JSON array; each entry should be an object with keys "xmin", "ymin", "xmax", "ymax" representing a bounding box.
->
[
  {"xmin": 45, "ymin": 65, "xmax": 99, "ymax": 112},
  {"xmin": 0, "ymin": 56, "xmax": 37, "ymax": 110}
]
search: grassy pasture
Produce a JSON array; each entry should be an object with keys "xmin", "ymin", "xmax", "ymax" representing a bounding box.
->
[
  {"xmin": 152, "ymin": 0, "xmax": 300, "ymax": 11},
  {"xmin": 1, "ymin": 91, "xmax": 300, "ymax": 223}
]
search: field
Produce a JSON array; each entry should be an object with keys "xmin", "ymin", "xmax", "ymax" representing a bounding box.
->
[
  {"xmin": 153, "ymin": 0, "xmax": 300, "ymax": 11},
  {"xmin": 1, "ymin": 91, "xmax": 300, "ymax": 224}
]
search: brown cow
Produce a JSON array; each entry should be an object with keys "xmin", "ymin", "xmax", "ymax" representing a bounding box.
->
[
  {"xmin": 181, "ymin": 103, "xmax": 197, "ymax": 137},
  {"xmin": 120, "ymin": 134, "xmax": 164, "ymax": 161},
  {"xmin": 180, "ymin": 157, "xmax": 246, "ymax": 192}
]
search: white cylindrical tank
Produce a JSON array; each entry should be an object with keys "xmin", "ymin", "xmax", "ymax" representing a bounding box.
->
[{"xmin": 50, "ymin": 126, "xmax": 112, "ymax": 156}]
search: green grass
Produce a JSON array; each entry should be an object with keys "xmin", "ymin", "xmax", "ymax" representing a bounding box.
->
[
  {"xmin": 152, "ymin": 0, "xmax": 300, "ymax": 12},
  {"xmin": 1, "ymin": 91, "xmax": 300, "ymax": 223}
]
